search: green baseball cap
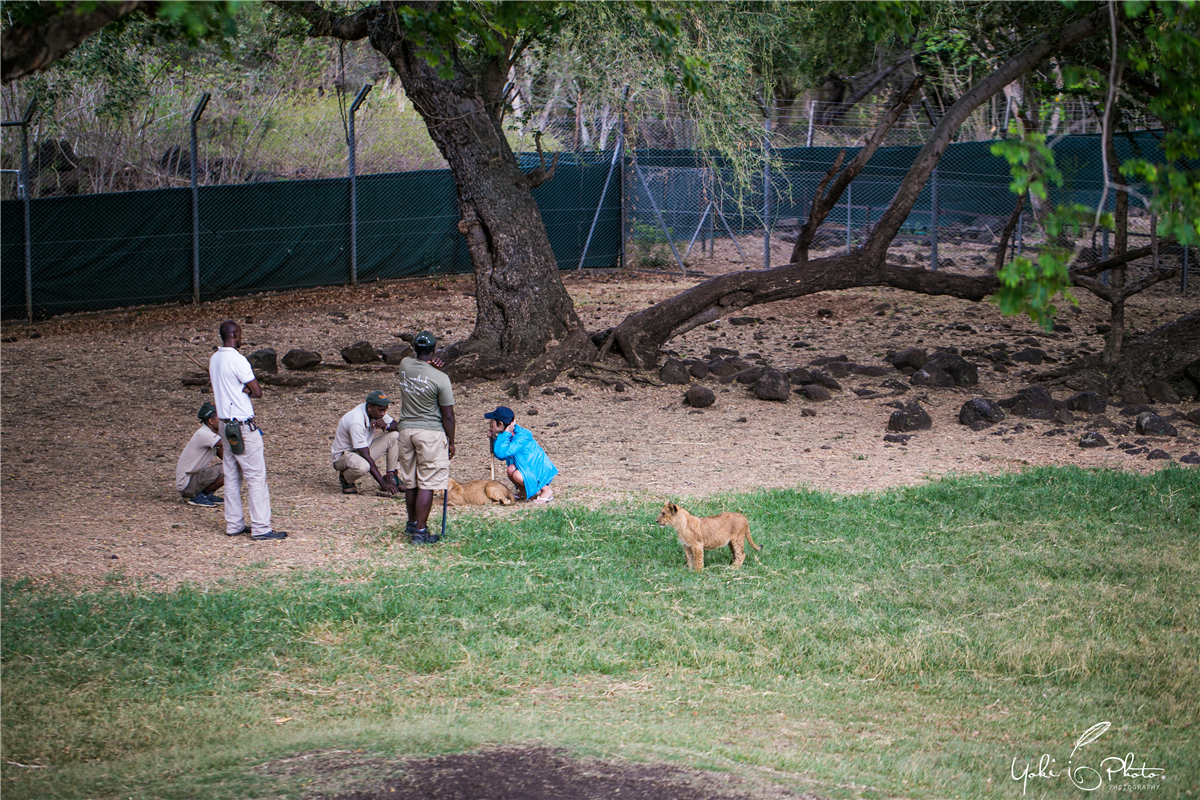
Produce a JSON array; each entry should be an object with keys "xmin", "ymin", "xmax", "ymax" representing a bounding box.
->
[
  {"xmin": 366, "ymin": 390, "xmax": 392, "ymax": 407},
  {"xmin": 414, "ymin": 330, "xmax": 437, "ymax": 348},
  {"xmin": 198, "ymin": 401, "xmax": 217, "ymax": 421}
]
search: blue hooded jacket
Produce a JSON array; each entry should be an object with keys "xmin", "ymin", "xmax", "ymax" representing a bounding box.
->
[{"xmin": 492, "ymin": 424, "xmax": 558, "ymax": 499}]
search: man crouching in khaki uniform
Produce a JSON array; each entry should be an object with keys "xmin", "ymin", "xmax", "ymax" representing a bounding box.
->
[
  {"xmin": 332, "ymin": 390, "xmax": 402, "ymax": 496},
  {"xmin": 176, "ymin": 401, "xmax": 224, "ymax": 507}
]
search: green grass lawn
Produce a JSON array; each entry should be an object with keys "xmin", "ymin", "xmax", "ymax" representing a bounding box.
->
[{"xmin": 3, "ymin": 466, "xmax": 1198, "ymax": 799}]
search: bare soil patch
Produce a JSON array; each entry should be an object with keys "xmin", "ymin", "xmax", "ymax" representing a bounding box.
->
[
  {"xmin": 2, "ymin": 237, "xmax": 1197, "ymax": 590},
  {"xmin": 263, "ymin": 745, "xmax": 820, "ymax": 800}
]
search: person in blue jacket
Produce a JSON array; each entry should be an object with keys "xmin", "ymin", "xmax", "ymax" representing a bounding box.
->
[{"xmin": 485, "ymin": 406, "xmax": 558, "ymax": 504}]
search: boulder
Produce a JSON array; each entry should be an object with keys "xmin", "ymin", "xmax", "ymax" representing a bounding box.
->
[
  {"xmin": 883, "ymin": 433, "xmax": 912, "ymax": 444},
  {"xmin": 854, "ymin": 365, "xmax": 890, "ymax": 377},
  {"xmin": 247, "ymin": 348, "xmax": 278, "ymax": 375},
  {"xmin": 688, "ymin": 361, "xmax": 710, "ymax": 379},
  {"xmin": 787, "ymin": 367, "xmax": 815, "ymax": 385},
  {"xmin": 810, "ymin": 371, "xmax": 843, "ymax": 392},
  {"xmin": 890, "ymin": 347, "xmax": 927, "ymax": 371},
  {"xmin": 796, "ymin": 385, "xmax": 832, "ymax": 402},
  {"xmin": 824, "ymin": 361, "xmax": 861, "ymax": 378},
  {"xmin": 1136, "ymin": 412, "xmax": 1178, "ymax": 437},
  {"xmin": 659, "ymin": 358, "xmax": 691, "ymax": 385},
  {"xmin": 381, "ymin": 344, "xmax": 412, "ymax": 365},
  {"xmin": 1145, "ymin": 379, "xmax": 1180, "ymax": 405},
  {"xmin": 1012, "ymin": 348, "xmax": 1046, "ymax": 365},
  {"xmin": 1121, "ymin": 388, "xmax": 1151, "ymax": 405},
  {"xmin": 1185, "ymin": 358, "xmax": 1200, "ymax": 386},
  {"xmin": 754, "ymin": 370, "xmax": 791, "ymax": 401},
  {"xmin": 959, "ymin": 398, "xmax": 1005, "ymax": 429},
  {"xmin": 1186, "ymin": 409, "xmax": 1200, "ymax": 427},
  {"xmin": 708, "ymin": 346, "xmax": 739, "ymax": 358},
  {"xmin": 282, "ymin": 349, "xmax": 322, "ymax": 370},
  {"xmin": 684, "ymin": 385, "xmax": 715, "ymax": 408},
  {"xmin": 1079, "ymin": 431, "xmax": 1109, "ymax": 448},
  {"xmin": 734, "ymin": 366, "xmax": 767, "ymax": 385},
  {"xmin": 810, "ymin": 354, "xmax": 848, "ymax": 366},
  {"xmin": 708, "ymin": 359, "xmax": 741, "ymax": 378},
  {"xmin": 1003, "ymin": 385, "xmax": 1054, "ymax": 417},
  {"xmin": 1180, "ymin": 452, "xmax": 1200, "ymax": 465},
  {"xmin": 1053, "ymin": 408, "xmax": 1075, "ymax": 425},
  {"xmin": 1146, "ymin": 449, "xmax": 1172, "ymax": 460},
  {"xmin": 1065, "ymin": 390, "xmax": 1106, "ymax": 415},
  {"xmin": 888, "ymin": 401, "xmax": 932, "ymax": 432},
  {"xmin": 925, "ymin": 352, "xmax": 979, "ymax": 387},
  {"xmin": 1173, "ymin": 377, "xmax": 1199, "ymax": 401},
  {"xmin": 341, "ymin": 341, "xmax": 379, "ymax": 364},
  {"xmin": 911, "ymin": 364, "xmax": 956, "ymax": 388}
]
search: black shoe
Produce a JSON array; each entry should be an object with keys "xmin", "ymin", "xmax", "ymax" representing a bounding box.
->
[
  {"xmin": 424, "ymin": 532, "xmax": 442, "ymax": 544},
  {"xmin": 226, "ymin": 525, "xmax": 251, "ymax": 537},
  {"xmin": 251, "ymin": 530, "xmax": 288, "ymax": 541},
  {"xmin": 410, "ymin": 527, "xmax": 430, "ymax": 544}
]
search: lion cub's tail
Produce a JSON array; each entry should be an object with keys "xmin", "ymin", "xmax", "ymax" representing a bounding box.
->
[{"xmin": 744, "ymin": 521, "xmax": 762, "ymax": 552}]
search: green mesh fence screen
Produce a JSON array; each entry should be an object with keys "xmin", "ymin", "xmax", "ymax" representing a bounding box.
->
[{"xmin": 0, "ymin": 135, "xmax": 1180, "ymax": 320}]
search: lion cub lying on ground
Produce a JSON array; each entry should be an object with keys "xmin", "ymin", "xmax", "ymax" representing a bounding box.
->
[
  {"xmin": 447, "ymin": 477, "xmax": 515, "ymax": 506},
  {"xmin": 656, "ymin": 502, "xmax": 761, "ymax": 571}
]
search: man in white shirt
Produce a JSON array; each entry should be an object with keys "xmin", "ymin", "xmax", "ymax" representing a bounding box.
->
[
  {"xmin": 208, "ymin": 319, "xmax": 288, "ymax": 541},
  {"xmin": 175, "ymin": 401, "xmax": 225, "ymax": 507},
  {"xmin": 332, "ymin": 390, "xmax": 402, "ymax": 496}
]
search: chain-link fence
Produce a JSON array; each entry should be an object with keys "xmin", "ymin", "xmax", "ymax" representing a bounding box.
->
[
  {"xmin": 624, "ymin": 106, "xmax": 1193, "ymax": 294},
  {"xmin": 1, "ymin": 92, "xmax": 1192, "ymax": 321}
]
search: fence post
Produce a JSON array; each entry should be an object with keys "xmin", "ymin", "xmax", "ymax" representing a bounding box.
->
[
  {"xmin": 577, "ymin": 130, "xmax": 623, "ymax": 270},
  {"xmin": 930, "ymin": 166, "xmax": 939, "ymax": 272},
  {"xmin": 806, "ymin": 100, "xmax": 815, "ymax": 148},
  {"xmin": 763, "ymin": 117, "xmax": 771, "ymax": 270},
  {"xmin": 348, "ymin": 83, "xmax": 372, "ymax": 287},
  {"xmin": 190, "ymin": 92, "xmax": 211, "ymax": 306},
  {"xmin": 4, "ymin": 99, "xmax": 37, "ymax": 322}
]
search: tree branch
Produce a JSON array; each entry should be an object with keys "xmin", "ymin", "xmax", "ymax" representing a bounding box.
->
[
  {"xmin": 2, "ymin": 1, "xmax": 154, "ymax": 83},
  {"xmin": 272, "ymin": 1, "xmax": 378, "ymax": 40},
  {"xmin": 790, "ymin": 75, "xmax": 924, "ymax": 264},
  {"xmin": 864, "ymin": 9, "xmax": 1107, "ymax": 263}
]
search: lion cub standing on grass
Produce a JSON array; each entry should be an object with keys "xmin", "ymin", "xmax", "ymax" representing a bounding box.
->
[
  {"xmin": 656, "ymin": 502, "xmax": 761, "ymax": 571},
  {"xmin": 447, "ymin": 477, "xmax": 515, "ymax": 506}
]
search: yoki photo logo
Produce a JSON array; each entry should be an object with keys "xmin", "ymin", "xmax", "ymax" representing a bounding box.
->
[{"xmin": 1010, "ymin": 721, "xmax": 1167, "ymax": 795}]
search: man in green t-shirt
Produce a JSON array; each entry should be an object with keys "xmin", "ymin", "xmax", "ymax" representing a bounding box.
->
[{"xmin": 397, "ymin": 331, "xmax": 455, "ymax": 544}]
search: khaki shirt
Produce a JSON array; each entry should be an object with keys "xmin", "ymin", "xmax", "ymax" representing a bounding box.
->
[
  {"xmin": 331, "ymin": 403, "xmax": 395, "ymax": 464},
  {"xmin": 398, "ymin": 356, "xmax": 454, "ymax": 431},
  {"xmin": 176, "ymin": 425, "xmax": 221, "ymax": 491}
]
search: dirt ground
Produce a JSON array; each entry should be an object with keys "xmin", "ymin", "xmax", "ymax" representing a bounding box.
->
[
  {"xmin": 2, "ymin": 236, "xmax": 1198, "ymax": 592},
  {"xmin": 264, "ymin": 745, "xmax": 822, "ymax": 800}
]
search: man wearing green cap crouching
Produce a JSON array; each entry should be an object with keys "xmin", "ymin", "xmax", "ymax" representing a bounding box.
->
[
  {"xmin": 176, "ymin": 401, "xmax": 225, "ymax": 507},
  {"xmin": 397, "ymin": 331, "xmax": 455, "ymax": 544},
  {"xmin": 332, "ymin": 391, "xmax": 402, "ymax": 496}
]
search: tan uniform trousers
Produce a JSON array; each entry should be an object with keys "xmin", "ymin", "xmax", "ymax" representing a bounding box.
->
[
  {"xmin": 181, "ymin": 463, "xmax": 223, "ymax": 498},
  {"xmin": 398, "ymin": 428, "xmax": 449, "ymax": 490},
  {"xmin": 334, "ymin": 430, "xmax": 400, "ymax": 484}
]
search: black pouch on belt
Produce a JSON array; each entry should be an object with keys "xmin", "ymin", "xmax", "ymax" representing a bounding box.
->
[{"xmin": 225, "ymin": 421, "xmax": 245, "ymax": 455}]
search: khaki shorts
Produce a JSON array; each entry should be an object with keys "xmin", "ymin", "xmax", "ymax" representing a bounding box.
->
[
  {"xmin": 397, "ymin": 428, "xmax": 449, "ymax": 490},
  {"xmin": 181, "ymin": 464, "xmax": 223, "ymax": 498}
]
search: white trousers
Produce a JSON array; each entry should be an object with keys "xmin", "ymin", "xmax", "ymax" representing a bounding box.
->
[{"xmin": 220, "ymin": 424, "xmax": 272, "ymax": 536}]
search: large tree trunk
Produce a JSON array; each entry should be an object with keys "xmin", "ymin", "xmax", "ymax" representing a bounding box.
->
[
  {"xmin": 1101, "ymin": 310, "xmax": 1200, "ymax": 395},
  {"xmin": 285, "ymin": 1, "xmax": 593, "ymax": 379},
  {"xmin": 610, "ymin": 9, "xmax": 1106, "ymax": 368}
]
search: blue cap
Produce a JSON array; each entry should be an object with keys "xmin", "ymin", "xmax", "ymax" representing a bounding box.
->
[{"xmin": 484, "ymin": 406, "xmax": 515, "ymax": 426}]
